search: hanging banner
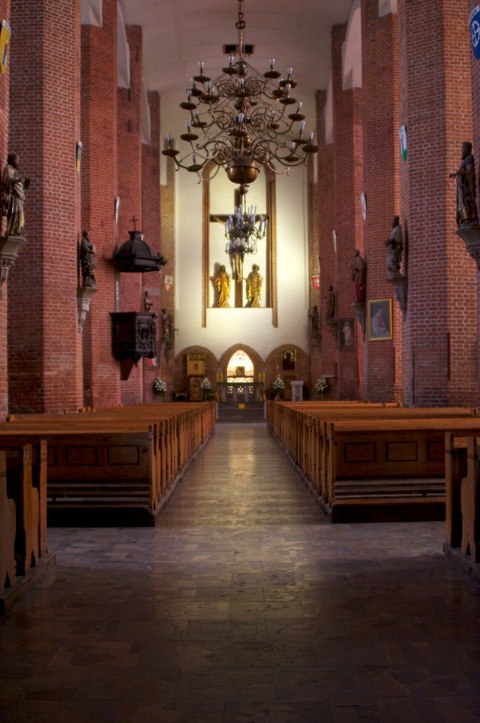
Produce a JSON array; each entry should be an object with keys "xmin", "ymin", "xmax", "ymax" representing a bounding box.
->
[
  {"xmin": 311, "ymin": 274, "xmax": 320, "ymax": 291},
  {"xmin": 470, "ymin": 5, "xmax": 480, "ymax": 60},
  {"xmin": 0, "ymin": 20, "xmax": 11, "ymax": 74},
  {"xmin": 399, "ymin": 125, "xmax": 407, "ymax": 162}
]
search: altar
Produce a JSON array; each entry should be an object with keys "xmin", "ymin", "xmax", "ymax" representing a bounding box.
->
[{"xmin": 217, "ymin": 380, "xmax": 265, "ymax": 403}]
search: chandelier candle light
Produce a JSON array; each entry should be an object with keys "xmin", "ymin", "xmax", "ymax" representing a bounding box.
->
[{"xmin": 162, "ymin": 0, "xmax": 318, "ymax": 189}]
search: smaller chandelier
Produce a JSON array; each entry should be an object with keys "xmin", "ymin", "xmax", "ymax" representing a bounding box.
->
[
  {"xmin": 224, "ymin": 200, "xmax": 267, "ymax": 259},
  {"xmin": 162, "ymin": 0, "xmax": 318, "ymax": 187}
]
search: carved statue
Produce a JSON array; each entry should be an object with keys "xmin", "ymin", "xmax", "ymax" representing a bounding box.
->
[
  {"xmin": 384, "ymin": 215, "xmax": 403, "ymax": 276},
  {"xmin": 161, "ymin": 307, "xmax": 175, "ymax": 362},
  {"xmin": 246, "ymin": 264, "xmax": 263, "ymax": 308},
  {"xmin": 351, "ymin": 250, "xmax": 366, "ymax": 304},
  {"xmin": 79, "ymin": 231, "xmax": 96, "ymax": 287},
  {"xmin": 325, "ymin": 286, "xmax": 336, "ymax": 325},
  {"xmin": 215, "ymin": 265, "xmax": 231, "ymax": 308},
  {"xmin": 309, "ymin": 305, "xmax": 321, "ymax": 342},
  {"xmin": 144, "ymin": 290, "xmax": 153, "ymax": 312},
  {"xmin": 450, "ymin": 141, "xmax": 478, "ymax": 226},
  {"xmin": 2, "ymin": 153, "xmax": 30, "ymax": 237}
]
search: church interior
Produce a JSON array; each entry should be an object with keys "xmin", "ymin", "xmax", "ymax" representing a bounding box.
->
[{"xmin": 1, "ymin": 0, "xmax": 480, "ymax": 720}]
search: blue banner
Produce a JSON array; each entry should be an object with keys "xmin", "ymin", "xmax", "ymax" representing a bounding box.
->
[{"xmin": 470, "ymin": 5, "xmax": 480, "ymax": 60}]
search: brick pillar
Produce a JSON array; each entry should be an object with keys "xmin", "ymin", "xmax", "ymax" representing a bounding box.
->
[
  {"xmin": 316, "ymin": 90, "xmax": 336, "ymax": 391},
  {"xmin": 81, "ymin": 0, "xmax": 120, "ymax": 408},
  {"xmin": 8, "ymin": 0, "xmax": 82, "ymax": 413},
  {"xmin": 470, "ymin": 0, "xmax": 480, "ymax": 406},
  {"xmin": 142, "ymin": 90, "xmax": 164, "ymax": 401},
  {"xmin": 0, "ymin": 0, "xmax": 10, "ymax": 419},
  {"xmin": 332, "ymin": 23, "xmax": 364, "ymax": 399},
  {"xmin": 117, "ymin": 25, "xmax": 143, "ymax": 403},
  {"xmin": 361, "ymin": 0, "xmax": 401, "ymax": 402},
  {"xmin": 399, "ymin": 0, "xmax": 477, "ymax": 406}
]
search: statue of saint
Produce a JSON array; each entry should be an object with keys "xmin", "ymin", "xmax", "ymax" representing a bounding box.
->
[
  {"xmin": 351, "ymin": 250, "xmax": 366, "ymax": 304},
  {"xmin": 450, "ymin": 141, "xmax": 478, "ymax": 226},
  {"xmin": 246, "ymin": 264, "xmax": 263, "ymax": 308},
  {"xmin": 2, "ymin": 153, "xmax": 30, "ymax": 237},
  {"xmin": 384, "ymin": 215, "xmax": 403, "ymax": 277},
  {"xmin": 215, "ymin": 265, "xmax": 231, "ymax": 308},
  {"xmin": 79, "ymin": 231, "xmax": 96, "ymax": 287},
  {"xmin": 325, "ymin": 286, "xmax": 336, "ymax": 324}
]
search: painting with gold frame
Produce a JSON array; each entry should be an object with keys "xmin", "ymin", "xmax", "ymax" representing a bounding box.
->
[
  {"xmin": 368, "ymin": 299, "xmax": 392, "ymax": 341},
  {"xmin": 282, "ymin": 349, "xmax": 296, "ymax": 371}
]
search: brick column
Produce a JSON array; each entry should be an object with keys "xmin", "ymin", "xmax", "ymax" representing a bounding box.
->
[
  {"xmin": 0, "ymin": 0, "xmax": 10, "ymax": 419},
  {"xmin": 361, "ymin": 0, "xmax": 401, "ymax": 402},
  {"xmin": 470, "ymin": 0, "xmax": 480, "ymax": 406},
  {"xmin": 316, "ymin": 90, "xmax": 336, "ymax": 390},
  {"xmin": 332, "ymin": 23, "xmax": 364, "ymax": 399},
  {"xmin": 8, "ymin": 0, "xmax": 82, "ymax": 413},
  {"xmin": 81, "ymin": 0, "xmax": 120, "ymax": 408},
  {"xmin": 117, "ymin": 25, "xmax": 143, "ymax": 403},
  {"xmin": 399, "ymin": 0, "xmax": 477, "ymax": 406}
]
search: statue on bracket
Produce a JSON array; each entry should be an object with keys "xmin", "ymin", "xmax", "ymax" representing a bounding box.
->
[
  {"xmin": 245, "ymin": 264, "xmax": 263, "ymax": 308},
  {"xmin": 2, "ymin": 152, "xmax": 30, "ymax": 237},
  {"xmin": 79, "ymin": 230, "xmax": 96, "ymax": 287},
  {"xmin": 351, "ymin": 250, "xmax": 366, "ymax": 304},
  {"xmin": 449, "ymin": 141, "xmax": 478, "ymax": 227},
  {"xmin": 384, "ymin": 215, "xmax": 403, "ymax": 278}
]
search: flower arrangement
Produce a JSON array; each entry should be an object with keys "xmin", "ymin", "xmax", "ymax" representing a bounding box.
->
[
  {"xmin": 153, "ymin": 377, "xmax": 167, "ymax": 395},
  {"xmin": 314, "ymin": 376, "xmax": 328, "ymax": 395},
  {"xmin": 272, "ymin": 375, "xmax": 285, "ymax": 398},
  {"xmin": 200, "ymin": 377, "xmax": 212, "ymax": 392}
]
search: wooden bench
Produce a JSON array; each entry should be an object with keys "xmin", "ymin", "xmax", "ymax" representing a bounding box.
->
[
  {"xmin": 445, "ymin": 432, "xmax": 480, "ymax": 565},
  {"xmin": 0, "ymin": 402, "xmax": 216, "ymax": 526},
  {"xmin": 324, "ymin": 417, "xmax": 480, "ymax": 523},
  {"xmin": 266, "ymin": 402, "xmax": 478, "ymax": 523},
  {"xmin": 0, "ymin": 442, "xmax": 49, "ymax": 599}
]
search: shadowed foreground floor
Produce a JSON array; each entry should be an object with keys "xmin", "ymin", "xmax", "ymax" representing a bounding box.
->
[{"xmin": 1, "ymin": 424, "xmax": 479, "ymax": 722}]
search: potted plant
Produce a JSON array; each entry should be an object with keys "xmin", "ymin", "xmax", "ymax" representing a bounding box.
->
[
  {"xmin": 200, "ymin": 377, "xmax": 213, "ymax": 400},
  {"xmin": 153, "ymin": 377, "xmax": 167, "ymax": 400},
  {"xmin": 314, "ymin": 376, "xmax": 328, "ymax": 400},
  {"xmin": 272, "ymin": 375, "xmax": 285, "ymax": 401}
]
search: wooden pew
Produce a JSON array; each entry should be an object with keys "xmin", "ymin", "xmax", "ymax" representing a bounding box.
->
[
  {"xmin": 0, "ymin": 402, "xmax": 216, "ymax": 526},
  {"xmin": 267, "ymin": 402, "xmax": 475, "ymax": 503},
  {"xmin": 0, "ymin": 451, "xmax": 16, "ymax": 590},
  {"xmin": 445, "ymin": 432, "xmax": 480, "ymax": 564},
  {"xmin": 324, "ymin": 417, "xmax": 480, "ymax": 523}
]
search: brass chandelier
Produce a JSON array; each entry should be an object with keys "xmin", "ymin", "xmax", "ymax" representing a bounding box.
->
[{"xmin": 162, "ymin": 0, "xmax": 318, "ymax": 188}]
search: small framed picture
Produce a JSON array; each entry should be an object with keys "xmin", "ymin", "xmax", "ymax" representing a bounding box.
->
[
  {"xmin": 338, "ymin": 318, "xmax": 356, "ymax": 350},
  {"xmin": 368, "ymin": 299, "xmax": 392, "ymax": 341},
  {"xmin": 282, "ymin": 349, "xmax": 296, "ymax": 371}
]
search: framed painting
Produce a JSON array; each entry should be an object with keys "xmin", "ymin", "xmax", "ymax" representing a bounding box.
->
[
  {"xmin": 368, "ymin": 299, "xmax": 392, "ymax": 341},
  {"xmin": 338, "ymin": 318, "xmax": 355, "ymax": 350},
  {"xmin": 282, "ymin": 349, "xmax": 296, "ymax": 371}
]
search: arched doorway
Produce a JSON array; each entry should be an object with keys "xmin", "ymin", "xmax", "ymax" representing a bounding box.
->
[{"xmin": 221, "ymin": 349, "xmax": 262, "ymax": 402}]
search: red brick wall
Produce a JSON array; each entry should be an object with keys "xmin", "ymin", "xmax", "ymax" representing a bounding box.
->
[
  {"xmin": 0, "ymin": 0, "xmax": 10, "ymax": 420},
  {"xmin": 8, "ymin": 0, "xmax": 83, "ymax": 413},
  {"xmin": 398, "ymin": 0, "xmax": 477, "ymax": 406},
  {"xmin": 332, "ymin": 23, "xmax": 364, "ymax": 399},
  {"xmin": 361, "ymin": 0, "xmax": 401, "ymax": 402},
  {"xmin": 117, "ymin": 25, "xmax": 143, "ymax": 403},
  {"xmin": 81, "ymin": 0, "xmax": 121, "ymax": 408},
  {"xmin": 470, "ymin": 0, "xmax": 480, "ymax": 407}
]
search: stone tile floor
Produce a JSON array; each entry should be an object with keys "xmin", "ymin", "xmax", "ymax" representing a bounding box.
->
[{"xmin": 1, "ymin": 424, "xmax": 480, "ymax": 722}]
